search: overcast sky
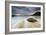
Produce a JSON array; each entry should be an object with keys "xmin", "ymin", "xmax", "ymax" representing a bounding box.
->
[{"xmin": 12, "ymin": 6, "xmax": 40, "ymax": 15}]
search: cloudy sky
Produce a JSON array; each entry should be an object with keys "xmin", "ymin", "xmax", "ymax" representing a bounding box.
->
[{"xmin": 12, "ymin": 6, "xmax": 40, "ymax": 15}]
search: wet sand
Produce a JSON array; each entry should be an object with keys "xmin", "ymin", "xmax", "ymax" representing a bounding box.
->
[{"xmin": 11, "ymin": 16, "xmax": 41, "ymax": 29}]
